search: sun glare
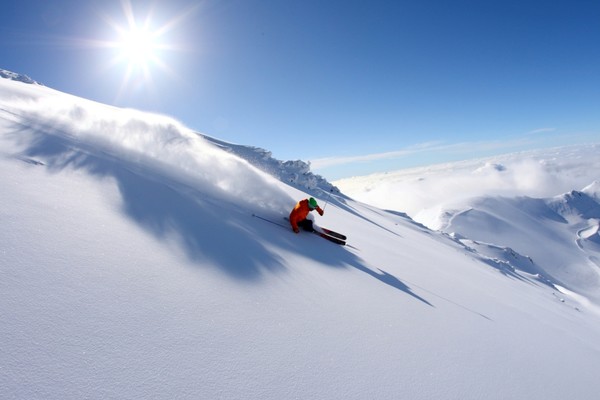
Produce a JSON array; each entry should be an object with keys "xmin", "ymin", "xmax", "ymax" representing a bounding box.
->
[
  {"xmin": 117, "ymin": 26, "xmax": 160, "ymax": 68},
  {"xmin": 97, "ymin": 0, "xmax": 198, "ymax": 99}
]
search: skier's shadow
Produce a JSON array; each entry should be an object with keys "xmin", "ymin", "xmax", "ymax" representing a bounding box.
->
[
  {"xmin": 11, "ymin": 118, "xmax": 438, "ymax": 306},
  {"xmin": 9, "ymin": 121, "xmax": 288, "ymax": 280},
  {"xmin": 313, "ymin": 244, "xmax": 493, "ymax": 319},
  {"xmin": 280, "ymin": 231, "xmax": 434, "ymax": 307},
  {"xmin": 350, "ymin": 262, "xmax": 433, "ymax": 306}
]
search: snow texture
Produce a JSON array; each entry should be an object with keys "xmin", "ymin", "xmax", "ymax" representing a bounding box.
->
[{"xmin": 2, "ymin": 70, "xmax": 600, "ymax": 400}]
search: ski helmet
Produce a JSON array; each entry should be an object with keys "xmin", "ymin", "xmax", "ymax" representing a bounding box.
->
[{"xmin": 308, "ymin": 197, "xmax": 318, "ymax": 209}]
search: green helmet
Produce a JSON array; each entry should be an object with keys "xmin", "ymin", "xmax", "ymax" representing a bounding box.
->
[{"xmin": 308, "ymin": 197, "xmax": 318, "ymax": 209}]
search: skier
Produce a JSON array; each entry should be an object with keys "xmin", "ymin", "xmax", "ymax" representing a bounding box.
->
[{"xmin": 289, "ymin": 197, "xmax": 324, "ymax": 233}]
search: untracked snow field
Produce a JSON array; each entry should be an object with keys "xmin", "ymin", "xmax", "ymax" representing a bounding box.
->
[{"xmin": 2, "ymin": 74, "xmax": 600, "ymax": 399}]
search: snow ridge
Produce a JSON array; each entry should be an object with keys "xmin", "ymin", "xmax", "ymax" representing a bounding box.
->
[
  {"xmin": 442, "ymin": 189, "xmax": 600, "ymax": 302},
  {"xmin": 199, "ymin": 133, "xmax": 340, "ymax": 196},
  {"xmin": 0, "ymin": 68, "xmax": 41, "ymax": 85},
  {"xmin": 583, "ymin": 180, "xmax": 600, "ymax": 201},
  {"xmin": 547, "ymin": 190, "xmax": 600, "ymax": 219}
]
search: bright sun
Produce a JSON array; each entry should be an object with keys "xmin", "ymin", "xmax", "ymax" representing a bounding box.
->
[
  {"xmin": 98, "ymin": 0, "xmax": 197, "ymax": 95},
  {"xmin": 117, "ymin": 26, "xmax": 160, "ymax": 68},
  {"xmin": 96, "ymin": 0, "xmax": 199, "ymax": 101}
]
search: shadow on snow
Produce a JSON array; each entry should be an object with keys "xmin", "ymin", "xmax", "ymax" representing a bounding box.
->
[{"xmin": 9, "ymin": 119, "xmax": 433, "ymax": 306}]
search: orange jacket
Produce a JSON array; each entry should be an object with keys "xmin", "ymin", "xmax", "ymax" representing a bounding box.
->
[{"xmin": 289, "ymin": 199, "xmax": 324, "ymax": 231}]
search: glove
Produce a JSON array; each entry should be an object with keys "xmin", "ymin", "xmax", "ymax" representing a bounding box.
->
[
  {"xmin": 293, "ymin": 227, "xmax": 300, "ymax": 233},
  {"xmin": 318, "ymin": 209, "xmax": 324, "ymax": 216}
]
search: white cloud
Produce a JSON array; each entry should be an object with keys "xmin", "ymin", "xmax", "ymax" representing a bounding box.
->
[
  {"xmin": 526, "ymin": 128, "xmax": 556, "ymax": 135},
  {"xmin": 310, "ymin": 137, "xmax": 539, "ymax": 170},
  {"xmin": 335, "ymin": 144, "xmax": 600, "ymax": 221}
]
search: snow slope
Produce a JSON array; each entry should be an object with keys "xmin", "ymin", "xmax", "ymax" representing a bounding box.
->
[
  {"xmin": 336, "ymin": 143, "xmax": 600, "ymax": 308},
  {"xmin": 441, "ymin": 192, "xmax": 600, "ymax": 305},
  {"xmin": 2, "ymin": 72, "xmax": 600, "ymax": 399}
]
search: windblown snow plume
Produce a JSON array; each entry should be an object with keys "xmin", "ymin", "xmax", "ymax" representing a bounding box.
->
[
  {"xmin": 1, "ymin": 81, "xmax": 292, "ymax": 212},
  {"xmin": 199, "ymin": 134, "xmax": 340, "ymax": 196}
]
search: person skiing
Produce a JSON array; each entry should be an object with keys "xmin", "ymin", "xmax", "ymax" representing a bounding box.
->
[{"xmin": 289, "ymin": 197, "xmax": 324, "ymax": 233}]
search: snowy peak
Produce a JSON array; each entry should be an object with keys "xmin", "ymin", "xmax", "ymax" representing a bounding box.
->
[
  {"xmin": 474, "ymin": 162, "xmax": 507, "ymax": 173},
  {"xmin": 0, "ymin": 68, "xmax": 41, "ymax": 85},
  {"xmin": 449, "ymin": 233, "xmax": 546, "ymax": 281},
  {"xmin": 438, "ymin": 188, "xmax": 600, "ymax": 300},
  {"xmin": 583, "ymin": 180, "xmax": 600, "ymax": 202},
  {"xmin": 198, "ymin": 133, "xmax": 340, "ymax": 196},
  {"xmin": 548, "ymin": 189, "xmax": 600, "ymax": 220}
]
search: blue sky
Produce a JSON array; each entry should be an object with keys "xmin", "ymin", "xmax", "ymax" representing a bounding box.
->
[{"xmin": 1, "ymin": 0, "xmax": 599, "ymax": 180}]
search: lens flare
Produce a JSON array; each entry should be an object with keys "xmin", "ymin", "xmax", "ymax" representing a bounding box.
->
[{"xmin": 98, "ymin": 0, "xmax": 198, "ymax": 101}]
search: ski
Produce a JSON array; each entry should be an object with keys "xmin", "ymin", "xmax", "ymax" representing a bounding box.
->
[
  {"xmin": 253, "ymin": 213, "xmax": 288, "ymax": 229},
  {"xmin": 319, "ymin": 227, "xmax": 346, "ymax": 241},
  {"xmin": 313, "ymin": 231, "xmax": 346, "ymax": 245},
  {"xmin": 254, "ymin": 214, "xmax": 346, "ymax": 245},
  {"xmin": 283, "ymin": 217, "xmax": 347, "ymax": 241}
]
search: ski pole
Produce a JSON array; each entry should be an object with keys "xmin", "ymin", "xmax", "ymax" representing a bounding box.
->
[
  {"xmin": 322, "ymin": 188, "xmax": 333, "ymax": 211},
  {"xmin": 252, "ymin": 213, "xmax": 288, "ymax": 229}
]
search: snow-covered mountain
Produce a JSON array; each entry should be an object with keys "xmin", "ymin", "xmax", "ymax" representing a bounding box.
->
[
  {"xmin": 2, "ymin": 70, "xmax": 600, "ymax": 400},
  {"xmin": 439, "ymin": 191, "xmax": 600, "ymax": 304},
  {"xmin": 337, "ymin": 145, "xmax": 600, "ymax": 307},
  {"xmin": 0, "ymin": 68, "xmax": 41, "ymax": 85},
  {"xmin": 198, "ymin": 133, "xmax": 340, "ymax": 196}
]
